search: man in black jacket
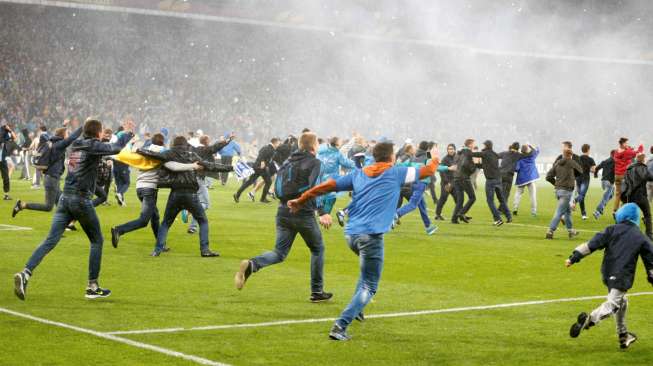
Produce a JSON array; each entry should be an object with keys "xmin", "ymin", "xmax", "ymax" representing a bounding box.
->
[
  {"xmin": 14, "ymin": 118, "xmax": 134, "ymax": 301},
  {"xmin": 0, "ymin": 123, "xmax": 17, "ymax": 200},
  {"xmin": 498, "ymin": 142, "xmax": 524, "ymax": 202},
  {"xmin": 451, "ymin": 139, "xmax": 476, "ymax": 224},
  {"xmin": 566, "ymin": 203, "xmax": 653, "ymax": 349},
  {"xmin": 142, "ymin": 136, "xmax": 232, "ymax": 257},
  {"xmin": 13, "ymin": 126, "xmax": 83, "ymax": 216},
  {"xmin": 593, "ymin": 150, "xmax": 616, "ymax": 219},
  {"xmin": 435, "ymin": 143, "xmax": 457, "ymax": 220},
  {"xmin": 234, "ymin": 137, "xmax": 280, "ymax": 203},
  {"xmin": 235, "ymin": 132, "xmax": 333, "ymax": 302},
  {"xmin": 472, "ymin": 140, "xmax": 512, "ymax": 226},
  {"xmin": 621, "ymin": 153, "xmax": 653, "ymax": 240}
]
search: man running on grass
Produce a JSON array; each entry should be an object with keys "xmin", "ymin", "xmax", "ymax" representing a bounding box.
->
[
  {"xmin": 286, "ymin": 141, "xmax": 440, "ymax": 341},
  {"xmin": 14, "ymin": 117, "xmax": 135, "ymax": 300},
  {"xmin": 234, "ymin": 132, "xmax": 334, "ymax": 302}
]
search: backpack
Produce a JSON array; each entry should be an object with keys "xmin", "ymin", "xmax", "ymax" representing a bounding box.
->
[
  {"xmin": 274, "ymin": 160, "xmax": 311, "ymax": 202},
  {"xmin": 31, "ymin": 141, "xmax": 53, "ymax": 171}
]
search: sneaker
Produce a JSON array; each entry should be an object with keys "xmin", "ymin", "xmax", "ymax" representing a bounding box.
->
[
  {"xmin": 434, "ymin": 215, "xmax": 445, "ymax": 221},
  {"xmin": 545, "ymin": 230, "xmax": 554, "ymax": 240},
  {"xmin": 531, "ymin": 212, "xmax": 537, "ymax": 218},
  {"xmin": 493, "ymin": 219, "xmax": 504, "ymax": 227},
  {"xmin": 260, "ymin": 199, "xmax": 272, "ymax": 203},
  {"xmin": 12, "ymin": 200, "xmax": 22, "ymax": 218},
  {"xmin": 270, "ymin": 192, "xmax": 277, "ymax": 200},
  {"xmin": 235, "ymin": 260, "xmax": 253, "ymax": 290},
  {"xmin": 187, "ymin": 227, "xmax": 197, "ymax": 234},
  {"xmin": 391, "ymin": 214, "xmax": 400, "ymax": 230},
  {"xmin": 233, "ymin": 193, "xmax": 240, "ymax": 203},
  {"xmin": 329, "ymin": 324, "xmax": 351, "ymax": 341},
  {"xmin": 593, "ymin": 211, "xmax": 601, "ymax": 220},
  {"xmin": 31, "ymin": 185, "xmax": 40, "ymax": 190},
  {"xmin": 310, "ymin": 291, "xmax": 333, "ymax": 303},
  {"xmin": 582, "ymin": 215, "xmax": 588, "ymax": 221},
  {"xmin": 506, "ymin": 217, "xmax": 513, "ymax": 223},
  {"xmin": 150, "ymin": 250, "xmax": 162, "ymax": 257},
  {"xmin": 181, "ymin": 209, "xmax": 189, "ymax": 223},
  {"xmin": 66, "ymin": 224, "xmax": 77, "ymax": 232},
  {"xmin": 248, "ymin": 192, "xmax": 255, "ymax": 202},
  {"xmin": 355, "ymin": 312, "xmax": 365, "ymax": 322},
  {"xmin": 465, "ymin": 215, "xmax": 473, "ymax": 221},
  {"xmin": 200, "ymin": 249, "xmax": 220, "ymax": 257},
  {"xmin": 568, "ymin": 230, "xmax": 580, "ymax": 239},
  {"xmin": 426, "ymin": 225, "xmax": 438, "ymax": 236},
  {"xmin": 115, "ymin": 193, "xmax": 124, "ymax": 206},
  {"xmin": 110, "ymin": 227, "xmax": 120, "ymax": 248},
  {"xmin": 336, "ymin": 210, "xmax": 346, "ymax": 227},
  {"xmin": 14, "ymin": 271, "xmax": 29, "ymax": 301},
  {"xmin": 619, "ymin": 332, "xmax": 638, "ymax": 349},
  {"xmin": 570, "ymin": 312, "xmax": 591, "ymax": 338},
  {"xmin": 512, "ymin": 210, "xmax": 518, "ymax": 216},
  {"xmin": 459, "ymin": 215, "xmax": 469, "ymax": 224},
  {"xmin": 85, "ymin": 287, "xmax": 112, "ymax": 299},
  {"xmin": 3, "ymin": 194, "xmax": 11, "ymax": 200}
]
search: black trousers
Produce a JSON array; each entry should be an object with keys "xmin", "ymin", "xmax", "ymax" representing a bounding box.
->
[
  {"xmin": 220, "ymin": 156, "xmax": 234, "ymax": 184},
  {"xmin": 452, "ymin": 178, "xmax": 476, "ymax": 222},
  {"xmin": 435, "ymin": 181, "xmax": 457, "ymax": 216},
  {"xmin": 0, "ymin": 160, "xmax": 9, "ymax": 193},
  {"xmin": 501, "ymin": 173, "xmax": 514, "ymax": 204},
  {"xmin": 428, "ymin": 179, "xmax": 438, "ymax": 205},
  {"xmin": 236, "ymin": 168, "xmax": 272, "ymax": 201},
  {"xmin": 631, "ymin": 196, "xmax": 652, "ymax": 238}
]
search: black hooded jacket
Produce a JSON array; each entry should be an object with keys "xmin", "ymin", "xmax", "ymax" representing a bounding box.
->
[
  {"xmin": 277, "ymin": 150, "xmax": 324, "ymax": 216},
  {"xmin": 472, "ymin": 144, "xmax": 501, "ymax": 180},
  {"xmin": 622, "ymin": 162, "xmax": 653, "ymax": 202},
  {"xmin": 44, "ymin": 127, "xmax": 83, "ymax": 178}
]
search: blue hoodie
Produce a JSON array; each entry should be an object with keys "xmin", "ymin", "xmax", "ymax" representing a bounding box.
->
[
  {"xmin": 616, "ymin": 202, "xmax": 640, "ymax": 226},
  {"xmin": 317, "ymin": 144, "xmax": 355, "ymax": 181},
  {"xmin": 515, "ymin": 147, "xmax": 540, "ymax": 186}
]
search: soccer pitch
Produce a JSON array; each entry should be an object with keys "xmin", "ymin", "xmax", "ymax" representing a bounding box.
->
[{"xmin": 1, "ymin": 178, "xmax": 653, "ymax": 366}]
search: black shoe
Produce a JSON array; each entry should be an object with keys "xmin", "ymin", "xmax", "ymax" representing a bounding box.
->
[
  {"xmin": 434, "ymin": 215, "xmax": 445, "ymax": 221},
  {"xmin": 201, "ymin": 250, "xmax": 220, "ymax": 257},
  {"xmin": 150, "ymin": 250, "xmax": 162, "ymax": 257},
  {"xmin": 110, "ymin": 227, "xmax": 120, "ymax": 248},
  {"xmin": 248, "ymin": 192, "xmax": 255, "ymax": 202},
  {"xmin": 545, "ymin": 230, "xmax": 554, "ymax": 240},
  {"xmin": 260, "ymin": 199, "xmax": 272, "ymax": 203},
  {"xmin": 459, "ymin": 215, "xmax": 469, "ymax": 224},
  {"xmin": 451, "ymin": 220, "xmax": 459, "ymax": 224},
  {"xmin": 568, "ymin": 230, "xmax": 580, "ymax": 239},
  {"xmin": 329, "ymin": 324, "xmax": 351, "ymax": 341},
  {"xmin": 512, "ymin": 210, "xmax": 518, "ymax": 216},
  {"xmin": 233, "ymin": 193, "xmax": 240, "ymax": 203},
  {"xmin": 12, "ymin": 200, "xmax": 22, "ymax": 218},
  {"xmin": 235, "ymin": 260, "xmax": 253, "ymax": 290},
  {"xmin": 619, "ymin": 332, "xmax": 638, "ymax": 349},
  {"xmin": 506, "ymin": 217, "xmax": 513, "ymax": 223},
  {"xmin": 336, "ymin": 210, "xmax": 346, "ymax": 227},
  {"xmin": 85, "ymin": 287, "xmax": 111, "ymax": 299},
  {"xmin": 162, "ymin": 246, "xmax": 171, "ymax": 252},
  {"xmin": 3, "ymin": 194, "xmax": 11, "ymax": 201},
  {"xmin": 465, "ymin": 215, "xmax": 472, "ymax": 221},
  {"xmin": 14, "ymin": 271, "xmax": 29, "ymax": 301},
  {"xmin": 570, "ymin": 312, "xmax": 590, "ymax": 338},
  {"xmin": 310, "ymin": 291, "xmax": 333, "ymax": 303},
  {"xmin": 355, "ymin": 312, "xmax": 365, "ymax": 322},
  {"xmin": 66, "ymin": 224, "xmax": 77, "ymax": 232},
  {"xmin": 187, "ymin": 227, "xmax": 197, "ymax": 234},
  {"xmin": 115, "ymin": 193, "xmax": 124, "ymax": 206},
  {"xmin": 493, "ymin": 219, "xmax": 504, "ymax": 227}
]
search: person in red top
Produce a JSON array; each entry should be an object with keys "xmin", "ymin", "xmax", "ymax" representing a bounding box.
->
[{"xmin": 613, "ymin": 138, "xmax": 644, "ymax": 213}]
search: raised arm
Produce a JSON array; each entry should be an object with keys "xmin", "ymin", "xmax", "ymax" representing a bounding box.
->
[
  {"xmin": 288, "ymin": 173, "xmax": 354, "ymax": 213},
  {"xmin": 54, "ymin": 127, "xmax": 83, "ymax": 150},
  {"xmin": 89, "ymin": 132, "xmax": 134, "ymax": 156}
]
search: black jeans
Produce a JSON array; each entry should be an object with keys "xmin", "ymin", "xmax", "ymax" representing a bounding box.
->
[
  {"xmin": 501, "ymin": 173, "xmax": 514, "ymax": 203},
  {"xmin": 631, "ymin": 196, "xmax": 652, "ymax": 238},
  {"xmin": 452, "ymin": 178, "xmax": 476, "ymax": 222},
  {"xmin": 427, "ymin": 179, "xmax": 438, "ymax": 205},
  {"xmin": 155, "ymin": 190, "xmax": 209, "ymax": 252},
  {"xmin": 115, "ymin": 188, "xmax": 160, "ymax": 239},
  {"xmin": 235, "ymin": 167, "xmax": 272, "ymax": 201},
  {"xmin": 0, "ymin": 160, "xmax": 9, "ymax": 193},
  {"xmin": 220, "ymin": 155, "xmax": 233, "ymax": 184},
  {"xmin": 93, "ymin": 175, "xmax": 113, "ymax": 207},
  {"xmin": 435, "ymin": 181, "xmax": 456, "ymax": 216},
  {"xmin": 25, "ymin": 174, "xmax": 61, "ymax": 211},
  {"xmin": 251, "ymin": 212, "xmax": 325, "ymax": 293}
]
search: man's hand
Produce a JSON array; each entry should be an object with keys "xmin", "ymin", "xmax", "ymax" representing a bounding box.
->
[
  {"xmin": 429, "ymin": 144, "xmax": 440, "ymax": 161},
  {"xmin": 448, "ymin": 165, "xmax": 457, "ymax": 171},
  {"xmin": 287, "ymin": 199, "xmax": 301, "ymax": 213},
  {"xmin": 319, "ymin": 214, "xmax": 332, "ymax": 229},
  {"xmin": 565, "ymin": 259, "xmax": 573, "ymax": 267},
  {"xmin": 193, "ymin": 162, "xmax": 204, "ymax": 171}
]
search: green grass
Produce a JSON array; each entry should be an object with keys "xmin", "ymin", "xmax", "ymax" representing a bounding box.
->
[{"xmin": 1, "ymin": 176, "xmax": 653, "ymax": 365}]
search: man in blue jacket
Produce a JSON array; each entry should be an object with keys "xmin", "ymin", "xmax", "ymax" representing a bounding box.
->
[
  {"xmin": 513, "ymin": 144, "xmax": 539, "ymax": 217},
  {"xmin": 14, "ymin": 118, "xmax": 135, "ymax": 300},
  {"xmin": 317, "ymin": 137, "xmax": 355, "ymax": 216},
  {"xmin": 218, "ymin": 133, "xmax": 241, "ymax": 185},
  {"xmin": 566, "ymin": 203, "xmax": 653, "ymax": 349},
  {"xmin": 12, "ymin": 126, "xmax": 82, "ymax": 216}
]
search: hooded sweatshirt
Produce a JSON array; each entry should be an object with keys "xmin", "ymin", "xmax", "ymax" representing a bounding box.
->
[{"xmin": 546, "ymin": 156, "xmax": 582, "ymax": 191}]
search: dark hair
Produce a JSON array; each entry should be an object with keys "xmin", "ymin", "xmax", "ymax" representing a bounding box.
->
[
  {"xmin": 464, "ymin": 139, "xmax": 475, "ymax": 148},
  {"xmin": 199, "ymin": 135, "xmax": 210, "ymax": 146},
  {"xmin": 373, "ymin": 142, "xmax": 395, "ymax": 162},
  {"xmin": 172, "ymin": 135, "xmax": 188, "ymax": 147},
  {"xmin": 270, "ymin": 137, "xmax": 281, "ymax": 144},
  {"xmin": 151, "ymin": 133, "xmax": 165, "ymax": 146},
  {"xmin": 619, "ymin": 137, "xmax": 628, "ymax": 145},
  {"xmin": 447, "ymin": 143, "xmax": 456, "ymax": 150},
  {"xmin": 329, "ymin": 136, "xmax": 340, "ymax": 147},
  {"xmin": 418, "ymin": 141, "xmax": 429, "ymax": 151},
  {"xmin": 610, "ymin": 149, "xmax": 617, "ymax": 157},
  {"xmin": 54, "ymin": 127, "xmax": 67, "ymax": 138},
  {"xmin": 301, "ymin": 128, "xmax": 311, "ymax": 133},
  {"xmin": 83, "ymin": 119, "xmax": 103, "ymax": 138},
  {"xmin": 39, "ymin": 125, "xmax": 47, "ymax": 132},
  {"xmin": 318, "ymin": 138, "xmax": 324, "ymax": 145},
  {"xmin": 581, "ymin": 144, "xmax": 590, "ymax": 153},
  {"xmin": 650, "ymin": 146, "xmax": 653, "ymax": 155},
  {"xmin": 562, "ymin": 141, "xmax": 572, "ymax": 149},
  {"xmin": 510, "ymin": 142, "xmax": 520, "ymax": 151},
  {"xmin": 299, "ymin": 132, "xmax": 318, "ymax": 151}
]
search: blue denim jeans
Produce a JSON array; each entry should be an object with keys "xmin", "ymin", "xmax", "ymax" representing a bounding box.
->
[
  {"xmin": 115, "ymin": 188, "xmax": 160, "ymax": 239},
  {"xmin": 549, "ymin": 189, "xmax": 573, "ymax": 232},
  {"xmin": 397, "ymin": 181, "xmax": 431, "ymax": 228},
  {"xmin": 574, "ymin": 178, "xmax": 590, "ymax": 216},
  {"xmin": 113, "ymin": 163, "xmax": 131, "ymax": 194},
  {"xmin": 485, "ymin": 178, "xmax": 512, "ymax": 221},
  {"xmin": 251, "ymin": 212, "xmax": 325, "ymax": 293},
  {"xmin": 24, "ymin": 174, "xmax": 61, "ymax": 212},
  {"xmin": 155, "ymin": 190, "xmax": 209, "ymax": 253},
  {"xmin": 336, "ymin": 233, "xmax": 384, "ymax": 329},
  {"xmin": 189, "ymin": 178, "xmax": 210, "ymax": 230},
  {"xmin": 595, "ymin": 180, "xmax": 614, "ymax": 215},
  {"xmin": 25, "ymin": 193, "xmax": 104, "ymax": 280}
]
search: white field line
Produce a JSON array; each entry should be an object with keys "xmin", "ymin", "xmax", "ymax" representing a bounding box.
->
[
  {"xmin": 505, "ymin": 222, "xmax": 598, "ymax": 234},
  {"xmin": 0, "ymin": 307, "xmax": 230, "ymax": 366},
  {"xmin": 105, "ymin": 292, "xmax": 653, "ymax": 335},
  {"xmin": 0, "ymin": 224, "xmax": 32, "ymax": 231},
  {"xmin": 2, "ymin": 0, "xmax": 653, "ymax": 66}
]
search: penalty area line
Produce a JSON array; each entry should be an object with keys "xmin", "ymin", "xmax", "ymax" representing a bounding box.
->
[
  {"xmin": 0, "ymin": 224, "xmax": 32, "ymax": 231},
  {"xmin": 0, "ymin": 307, "xmax": 230, "ymax": 366},
  {"xmin": 105, "ymin": 292, "xmax": 653, "ymax": 335}
]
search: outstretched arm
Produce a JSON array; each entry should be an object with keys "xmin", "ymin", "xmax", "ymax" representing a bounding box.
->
[
  {"xmin": 288, "ymin": 174, "xmax": 353, "ymax": 213},
  {"xmin": 566, "ymin": 228, "xmax": 610, "ymax": 267}
]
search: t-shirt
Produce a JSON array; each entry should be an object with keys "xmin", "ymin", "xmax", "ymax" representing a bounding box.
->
[
  {"xmin": 335, "ymin": 166, "xmax": 418, "ymax": 235},
  {"xmin": 579, "ymin": 155, "xmax": 596, "ymax": 180}
]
